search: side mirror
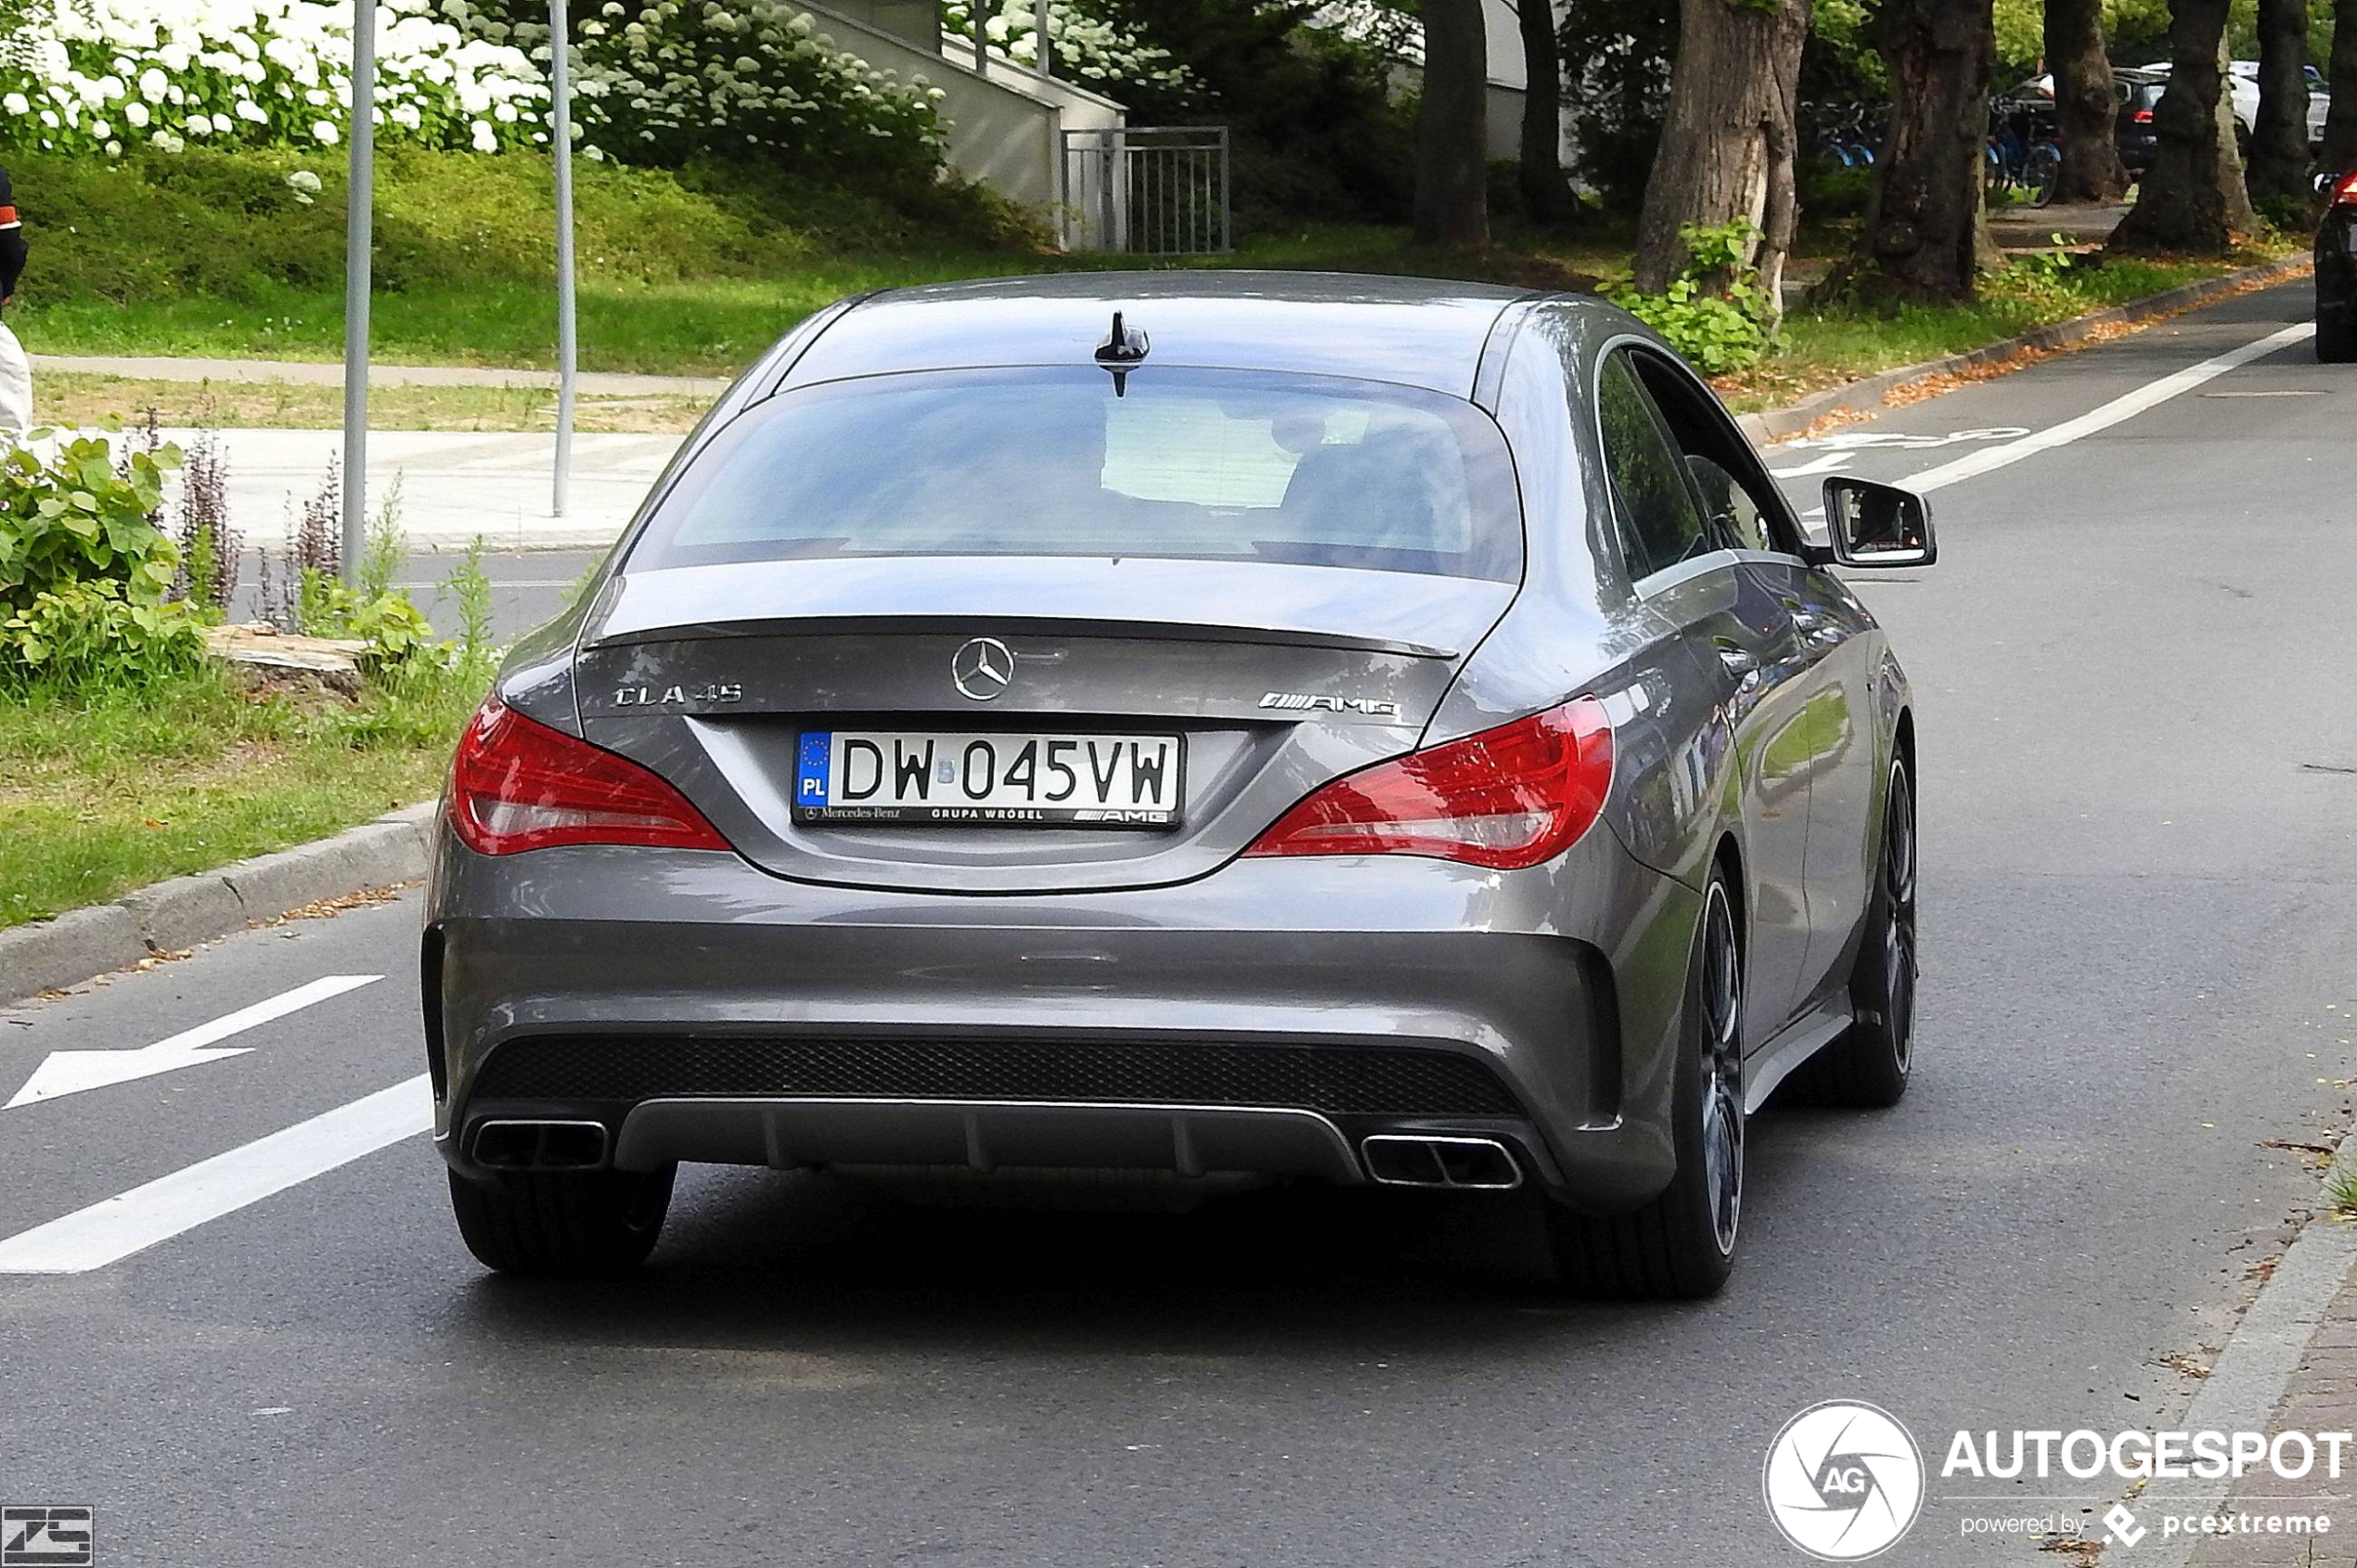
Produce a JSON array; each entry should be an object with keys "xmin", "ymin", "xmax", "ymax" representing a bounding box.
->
[{"xmin": 1820, "ymin": 477, "xmax": 1937, "ymax": 568}]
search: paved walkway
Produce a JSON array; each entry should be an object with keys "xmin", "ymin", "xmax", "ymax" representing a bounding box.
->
[
  {"xmin": 33, "ymin": 353, "xmax": 729, "ymax": 399},
  {"xmin": 2186, "ymin": 1265, "xmax": 2357, "ymax": 1565},
  {"xmin": 119, "ymin": 425, "xmax": 678, "ymax": 551}
]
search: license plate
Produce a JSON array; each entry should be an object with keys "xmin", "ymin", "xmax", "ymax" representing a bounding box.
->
[{"xmin": 793, "ymin": 730, "xmax": 1184, "ymax": 827}]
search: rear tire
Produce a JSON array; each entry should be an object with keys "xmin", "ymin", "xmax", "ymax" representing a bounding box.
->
[
  {"xmin": 448, "ymin": 1164, "xmax": 675, "ymax": 1278},
  {"xmin": 2319, "ymin": 299, "xmax": 2357, "ymax": 364},
  {"xmin": 1788, "ymin": 758, "xmax": 1917, "ymax": 1109},
  {"xmin": 1546, "ymin": 869, "xmax": 1743, "ymax": 1301}
]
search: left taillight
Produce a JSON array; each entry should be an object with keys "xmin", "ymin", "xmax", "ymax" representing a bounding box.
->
[
  {"xmin": 2334, "ymin": 171, "xmax": 2357, "ymax": 207},
  {"xmin": 1243, "ymin": 697, "xmax": 1615, "ymax": 871},
  {"xmin": 447, "ymin": 696, "xmax": 731, "ymax": 856}
]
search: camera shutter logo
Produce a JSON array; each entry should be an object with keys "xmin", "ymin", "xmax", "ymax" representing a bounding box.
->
[{"xmin": 1762, "ymin": 1402, "xmax": 1925, "ymax": 1560}]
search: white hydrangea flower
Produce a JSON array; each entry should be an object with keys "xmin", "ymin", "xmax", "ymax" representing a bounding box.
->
[
  {"xmin": 0, "ymin": 93, "xmax": 25, "ymax": 116},
  {"xmin": 311, "ymin": 116, "xmax": 337, "ymax": 141},
  {"xmin": 469, "ymin": 117, "xmax": 496, "ymax": 150}
]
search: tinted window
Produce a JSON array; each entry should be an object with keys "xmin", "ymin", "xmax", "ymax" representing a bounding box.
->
[
  {"xmin": 1687, "ymin": 456, "xmax": 1774, "ymax": 553},
  {"xmin": 626, "ymin": 367, "xmax": 1523, "ymax": 582},
  {"xmin": 1595, "ymin": 353, "xmax": 1710, "ymax": 580}
]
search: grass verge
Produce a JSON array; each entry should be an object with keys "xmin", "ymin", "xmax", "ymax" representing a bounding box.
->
[
  {"xmin": 1717, "ymin": 239, "xmax": 2305, "ymax": 412},
  {"xmin": 0, "ymin": 663, "xmax": 474, "ymax": 931},
  {"xmin": 33, "ymin": 373, "xmax": 711, "ymax": 434}
]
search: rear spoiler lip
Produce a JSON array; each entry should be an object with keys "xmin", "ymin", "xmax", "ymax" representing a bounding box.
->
[{"xmin": 581, "ymin": 615, "xmax": 1459, "ymax": 662}]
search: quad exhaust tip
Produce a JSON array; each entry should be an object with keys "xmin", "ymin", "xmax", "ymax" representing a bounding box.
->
[
  {"xmin": 472, "ymin": 1119, "xmax": 611, "ymax": 1172},
  {"xmin": 1360, "ymin": 1135, "xmax": 1523, "ymax": 1190}
]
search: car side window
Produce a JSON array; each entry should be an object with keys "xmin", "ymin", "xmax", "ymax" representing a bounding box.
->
[
  {"xmin": 1629, "ymin": 350, "xmax": 1805, "ymax": 559},
  {"xmin": 1595, "ymin": 353, "xmax": 1711, "ymax": 582},
  {"xmin": 1686, "ymin": 455, "xmax": 1774, "ymax": 553}
]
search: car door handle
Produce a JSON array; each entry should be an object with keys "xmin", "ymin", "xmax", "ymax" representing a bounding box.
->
[{"xmin": 1717, "ymin": 646, "xmax": 1760, "ymax": 679}]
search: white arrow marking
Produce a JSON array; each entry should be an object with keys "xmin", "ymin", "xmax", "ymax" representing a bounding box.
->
[
  {"xmin": 6, "ymin": 974, "xmax": 382, "ymax": 1109},
  {"xmin": 0, "ymin": 1073, "xmax": 431, "ymax": 1272}
]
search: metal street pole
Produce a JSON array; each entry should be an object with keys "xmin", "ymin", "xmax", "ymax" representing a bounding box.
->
[
  {"xmin": 549, "ymin": 0, "xmax": 575, "ymax": 518},
  {"xmin": 1033, "ymin": 0, "xmax": 1049, "ymax": 76},
  {"xmin": 341, "ymin": 0, "xmax": 374, "ymax": 580}
]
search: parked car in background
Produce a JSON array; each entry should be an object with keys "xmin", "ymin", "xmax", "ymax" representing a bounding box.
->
[
  {"xmin": 2321, "ymin": 169, "xmax": 2357, "ymax": 362},
  {"xmin": 2143, "ymin": 60, "xmax": 2330, "ymax": 149},
  {"xmin": 2116, "ymin": 68, "xmax": 2166, "ymax": 177}
]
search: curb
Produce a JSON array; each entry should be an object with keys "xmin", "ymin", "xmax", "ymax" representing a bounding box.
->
[
  {"xmin": 0, "ymin": 802, "xmax": 435, "ymax": 1008},
  {"xmin": 1733, "ymin": 252, "xmax": 2313, "ymax": 445}
]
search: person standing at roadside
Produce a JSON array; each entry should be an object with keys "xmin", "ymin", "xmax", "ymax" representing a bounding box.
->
[{"xmin": 0, "ymin": 164, "xmax": 28, "ymax": 434}]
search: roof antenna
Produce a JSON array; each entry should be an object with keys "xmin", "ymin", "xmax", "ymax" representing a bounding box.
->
[{"xmin": 1094, "ymin": 310, "xmax": 1149, "ymax": 395}]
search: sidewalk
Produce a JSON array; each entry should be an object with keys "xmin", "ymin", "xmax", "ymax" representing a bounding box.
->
[
  {"xmin": 155, "ymin": 425, "xmax": 680, "ymax": 551},
  {"xmin": 2186, "ymin": 1261, "xmax": 2357, "ymax": 1566},
  {"xmin": 34, "ymin": 352, "xmax": 730, "ymax": 400}
]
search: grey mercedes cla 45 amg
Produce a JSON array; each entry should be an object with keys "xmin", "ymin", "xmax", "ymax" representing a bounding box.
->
[{"xmin": 423, "ymin": 273, "xmax": 1937, "ymax": 1298}]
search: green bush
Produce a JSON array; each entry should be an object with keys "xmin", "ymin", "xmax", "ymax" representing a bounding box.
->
[
  {"xmin": 0, "ymin": 431, "xmax": 183, "ymax": 615},
  {"xmin": 0, "ymin": 579, "xmax": 205, "ymax": 688},
  {"xmin": 1605, "ymin": 220, "xmax": 1773, "ymax": 377}
]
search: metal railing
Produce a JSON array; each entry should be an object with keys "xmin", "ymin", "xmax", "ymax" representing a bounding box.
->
[{"xmin": 1061, "ymin": 126, "xmax": 1232, "ymax": 255}]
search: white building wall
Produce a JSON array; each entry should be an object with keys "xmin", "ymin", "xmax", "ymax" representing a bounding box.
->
[{"xmin": 795, "ymin": 2, "xmax": 1125, "ymax": 220}]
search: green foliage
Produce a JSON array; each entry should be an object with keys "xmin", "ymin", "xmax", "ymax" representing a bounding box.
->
[
  {"xmin": 291, "ymin": 570, "xmax": 442, "ymax": 670},
  {"xmin": 443, "ymin": 536, "xmax": 497, "ymax": 667},
  {"xmin": 1087, "ymin": 0, "xmax": 1416, "ymax": 230},
  {"xmin": 473, "ymin": 0, "xmax": 941, "ymax": 172},
  {"xmin": 0, "ymin": 431, "xmax": 184, "ymax": 618},
  {"xmin": 1559, "ymin": 0, "xmax": 1677, "ymax": 214},
  {"xmin": 0, "ymin": 578, "xmax": 206, "ymax": 688},
  {"xmin": 8, "ymin": 144, "xmax": 1037, "ymax": 316},
  {"xmin": 1606, "ymin": 220, "xmax": 1773, "ymax": 376}
]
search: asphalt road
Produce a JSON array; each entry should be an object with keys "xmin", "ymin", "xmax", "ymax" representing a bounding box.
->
[{"xmin": 5, "ymin": 281, "xmax": 2354, "ymax": 1567}]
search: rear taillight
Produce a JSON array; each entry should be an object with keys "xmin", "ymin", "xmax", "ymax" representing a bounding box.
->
[
  {"xmin": 2132, "ymin": 109, "xmax": 2154, "ymax": 124},
  {"xmin": 1243, "ymin": 697, "xmax": 1614, "ymax": 870},
  {"xmin": 2334, "ymin": 171, "xmax": 2357, "ymax": 207},
  {"xmin": 448, "ymin": 696, "xmax": 731, "ymax": 855}
]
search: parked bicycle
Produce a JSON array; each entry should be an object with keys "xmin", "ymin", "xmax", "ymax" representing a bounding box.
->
[{"xmin": 1988, "ymin": 90, "xmax": 2061, "ymax": 208}]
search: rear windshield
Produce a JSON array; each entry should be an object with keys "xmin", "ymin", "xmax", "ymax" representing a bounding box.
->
[{"xmin": 624, "ymin": 366, "xmax": 1524, "ymax": 582}]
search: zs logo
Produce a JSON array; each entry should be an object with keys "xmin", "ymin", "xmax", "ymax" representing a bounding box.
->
[{"xmin": 2, "ymin": 1506, "xmax": 94, "ymax": 1567}]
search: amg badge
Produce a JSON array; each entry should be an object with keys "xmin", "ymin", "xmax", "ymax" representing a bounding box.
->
[{"xmin": 1259, "ymin": 692, "xmax": 1403, "ymax": 720}]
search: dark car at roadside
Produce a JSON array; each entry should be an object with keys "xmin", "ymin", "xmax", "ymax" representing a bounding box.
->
[
  {"xmin": 2115, "ymin": 68, "xmax": 2166, "ymax": 178},
  {"xmin": 2323, "ymin": 169, "xmax": 2357, "ymax": 362}
]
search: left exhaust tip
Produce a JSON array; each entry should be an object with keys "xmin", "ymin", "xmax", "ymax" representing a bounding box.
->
[{"xmin": 470, "ymin": 1119, "xmax": 612, "ymax": 1172}]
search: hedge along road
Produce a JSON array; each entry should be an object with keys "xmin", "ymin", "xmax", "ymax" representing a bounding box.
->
[{"xmin": 0, "ymin": 279, "xmax": 2351, "ymax": 1567}]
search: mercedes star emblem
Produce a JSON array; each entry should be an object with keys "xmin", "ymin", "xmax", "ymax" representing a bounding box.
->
[{"xmin": 952, "ymin": 636, "xmax": 1016, "ymax": 700}]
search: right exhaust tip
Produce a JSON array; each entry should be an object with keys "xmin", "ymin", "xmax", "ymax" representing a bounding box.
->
[{"xmin": 1361, "ymin": 1134, "xmax": 1523, "ymax": 1190}]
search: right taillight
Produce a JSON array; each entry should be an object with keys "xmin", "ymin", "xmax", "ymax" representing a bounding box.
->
[
  {"xmin": 2132, "ymin": 109, "xmax": 2155, "ymax": 124},
  {"xmin": 1243, "ymin": 697, "xmax": 1614, "ymax": 871},
  {"xmin": 447, "ymin": 695, "xmax": 732, "ymax": 856},
  {"xmin": 2333, "ymin": 171, "xmax": 2357, "ymax": 207}
]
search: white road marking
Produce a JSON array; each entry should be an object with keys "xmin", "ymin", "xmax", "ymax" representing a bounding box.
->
[
  {"xmin": 6, "ymin": 974, "xmax": 383, "ymax": 1109},
  {"xmin": 1899, "ymin": 321, "xmax": 2315, "ymax": 495},
  {"xmin": 1768, "ymin": 452, "xmax": 1846, "ymax": 478},
  {"xmin": 0, "ymin": 1074, "xmax": 431, "ymax": 1273}
]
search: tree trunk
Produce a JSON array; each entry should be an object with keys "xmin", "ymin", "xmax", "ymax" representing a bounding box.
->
[
  {"xmin": 1415, "ymin": 0, "xmax": 1489, "ymax": 247},
  {"xmin": 1631, "ymin": 0, "xmax": 1812, "ymax": 302},
  {"xmin": 2212, "ymin": 31, "xmax": 2262, "ymax": 229},
  {"xmin": 1836, "ymin": 0, "xmax": 1996, "ymax": 304},
  {"xmin": 2046, "ymin": 0, "xmax": 2127, "ymax": 202},
  {"xmin": 2247, "ymin": 0, "xmax": 2312, "ymax": 201},
  {"xmin": 1515, "ymin": 0, "xmax": 1570, "ymax": 224},
  {"xmin": 2326, "ymin": 0, "xmax": 2357, "ymax": 176},
  {"xmin": 2114, "ymin": 3, "xmax": 2246, "ymax": 252}
]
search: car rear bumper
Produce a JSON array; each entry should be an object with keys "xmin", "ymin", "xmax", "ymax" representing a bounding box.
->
[{"xmin": 424, "ymin": 826, "xmax": 1699, "ymax": 1212}]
